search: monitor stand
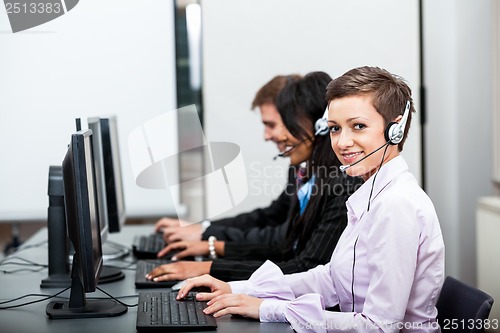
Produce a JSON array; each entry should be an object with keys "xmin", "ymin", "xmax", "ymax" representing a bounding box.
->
[
  {"xmin": 67, "ymin": 252, "xmax": 126, "ymax": 284},
  {"xmin": 98, "ymin": 266, "xmax": 125, "ymax": 284},
  {"xmin": 41, "ymin": 166, "xmax": 126, "ymax": 288},
  {"xmin": 102, "ymin": 240, "xmax": 130, "ymax": 261},
  {"xmin": 41, "ymin": 166, "xmax": 71, "ymax": 288},
  {"xmin": 41, "ymin": 265, "xmax": 125, "ymax": 288},
  {"xmin": 94, "ymin": 241, "xmax": 128, "ymax": 283},
  {"xmin": 46, "ymin": 257, "xmax": 127, "ymax": 319}
]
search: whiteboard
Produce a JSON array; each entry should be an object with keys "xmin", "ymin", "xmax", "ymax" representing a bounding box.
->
[
  {"xmin": 0, "ymin": 0, "xmax": 178, "ymax": 221},
  {"xmin": 201, "ymin": 0, "xmax": 421, "ymax": 218}
]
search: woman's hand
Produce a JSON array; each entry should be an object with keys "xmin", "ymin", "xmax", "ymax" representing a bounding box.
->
[
  {"xmin": 157, "ymin": 241, "xmax": 209, "ymax": 260},
  {"xmin": 204, "ymin": 294, "xmax": 263, "ymax": 320},
  {"xmin": 145, "ymin": 261, "xmax": 212, "ymax": 282},
  {"xmin": 177, "ymin": 274, "xmax": 232, "ymax": 301},
  {"xmin": 162, "ymin": 223, "xmax": 203, "ymax": 243},
  {"xmin": 154, "ymin": 217, "xmax": 181, "ymax": 232}
]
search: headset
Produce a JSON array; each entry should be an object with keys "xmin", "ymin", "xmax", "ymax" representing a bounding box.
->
[
  {"xmin": 278, "ymin": 100, "xmax": 410, "ymax": 160},
  {"xmin": 384, "ymin": 100, "xmax": 411, "ymax": 145},
  {"xmin": 274, "ymin": 107, "xmax": 330, "ymax": 160},
  {"xmin": 314, "ymin": 107, "xmax": 330, "ymax": 136},
  {"xmin": 319, "ymin": 101, "xmax": 411, "ymax": 144}
]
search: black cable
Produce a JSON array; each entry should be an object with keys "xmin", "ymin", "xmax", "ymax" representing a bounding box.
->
[
  {"xmin": 103, "ymin": 257, "xmax": 137, "ymax": 270},
  {"xmin": 1, "ymin": 266, "xmax": 46, "ymax": 274},
  {"xmin": 88, "ymin": 294, "xmax": 139, "ymax": 301},
  {"xmin": 418, "ymin": 0, "xmax": 427, "ymax": 191},
  {"xmin": 0, "ymin": 240, "xmax": 48, "ymax": 264},
  {"xmin": 0, "ymin": 257, "xmax": 48, "ymax": 274},
  {"xmin": 13, "ymin": 240, "xmax": 48, "ymax": 252},
  {"xmin": 366, "ymin": 143, "xmax": 390, "ymax": 212},
  {"xmin": 96, "ymin": 286, "xmax": 138, "ymax": 307},
  {"xmin": 105, "ymin": 239, "xmax": 130, "ymax": 251},
  {"xmin": 0, "ymin": 287, "xmax": 70, "ymax": 310},
  {"xmin": 351, "ymin": 236, "xmax": 359, "ymax": 313},
  {"xmin": 0, "ymin": 292, "xmax": 65, "ymax": 305},
  {"xmin": 0, "ymin": 256, "xmax": 48, "ymax": 268}
]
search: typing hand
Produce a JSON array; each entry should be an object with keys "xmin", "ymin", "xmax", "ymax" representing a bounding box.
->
[
  {"xmin": 154, "ymin": 217, "xmax": 181, "ymax": 232},
  {"xmin": 177, "ymin": 274, "xmax": 231, "ymax": 302},
  {"xmin": 204, "ymin": 294, "xmax": 263, "ymax": 320},
  {"xmin": 171, "ymin": 280, "xmax": 187, "ymax": 291},
  {"xmin": 162, "ymin": 223, "xmax": 203, "ymax": 243},
  {"xmin": 145, "ymin": 261, "xmax": 212, "ymax": 282},
  {"xmin": 157, "ymin": 241, "xmax": 209, "ymax": 260}
]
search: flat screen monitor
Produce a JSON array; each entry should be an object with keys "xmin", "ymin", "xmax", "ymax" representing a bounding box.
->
[
  {"xmin": 94, "ymin": 116, "xmax": 126, "ymax": 233},
  {"xmin": 46, "ymin": 129, "xmax": 127, "ymax": 319},
  {"xmin": 88, "ymin": 116, "xmax": 129, "ymax": 263},
  {"xmin": 87, "ymin": 118, "xmax": 109, "ymax": 243}
]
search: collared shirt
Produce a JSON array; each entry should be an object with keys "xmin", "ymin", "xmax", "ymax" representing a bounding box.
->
[
  {"xmin": 297, "ymin": 174, "xmax": 315, "ymax": 215},
  {"xmin": 230, "ymin": 156, "xmax": 445, "ymax": 332}
]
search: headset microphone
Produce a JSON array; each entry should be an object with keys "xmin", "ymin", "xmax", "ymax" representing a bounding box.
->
[
  {"xmin": 339, "ymin": 141, "xmax": 390, "ymax": 172},
  {"xmin": 273, "ymin": 151, "xmax": 286, "ymax": 160},
  {"xmin": 273, "ymin": 107, "xmax": 330, "ymax": 161},
  {"xmin": 272, "ymin": 139, "xmax": 307, "ymax": 160}
]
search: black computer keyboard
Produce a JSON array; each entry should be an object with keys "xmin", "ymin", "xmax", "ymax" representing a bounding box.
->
[
  {"xmin": 135, "ymin": 260, "xmax": 178, "ymax": 288},
  {"xmin": 136, "ymin": 291, "xmax": 217, "ymax": 331},
  {"xmin": 132, "ymin": 233, "xmax": 165, "ymax": 259}
]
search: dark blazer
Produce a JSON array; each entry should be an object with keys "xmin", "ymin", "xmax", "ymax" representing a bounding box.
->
[
  {"xmin": 201, "ymin": 168, "xmax": 295, "ymax": 240},
  {"xmin": 208, "ymin": 173, "xmax": 363, "ymax": 281}
]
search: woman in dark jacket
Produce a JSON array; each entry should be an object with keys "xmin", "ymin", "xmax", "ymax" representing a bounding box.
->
[{"xmin": 146, "ymin": 72, "xmax": 363, "ymax": 282}]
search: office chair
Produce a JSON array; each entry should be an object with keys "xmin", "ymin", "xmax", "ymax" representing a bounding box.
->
[{"xmin": 436, "ymin": 276, "xmax": 494, "ymax": 332}]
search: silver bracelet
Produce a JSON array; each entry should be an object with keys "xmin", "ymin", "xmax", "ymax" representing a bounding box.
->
[{"xmin": 208, "ymin": 236, "xmax": 217, "ymax": 259}]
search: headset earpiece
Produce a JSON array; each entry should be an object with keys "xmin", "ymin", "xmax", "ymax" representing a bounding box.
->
[
  {"xmin": 384, "ymin": 121, "xmax": 400, "ymax": 145},
  {"xmin": 384, "ymin": 101, "xmax": 410, "ymax": 145},
  {"xmin": 314, "ymin": 107, "xmax": 329, "ymax": 136}
]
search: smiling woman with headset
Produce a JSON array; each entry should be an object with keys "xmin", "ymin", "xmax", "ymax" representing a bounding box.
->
[{"xmin": 176, "ymin": 66, "xmax": 445, "ymax": 332}]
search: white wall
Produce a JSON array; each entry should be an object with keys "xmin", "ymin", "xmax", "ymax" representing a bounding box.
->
[
  {"xmin": 0, "ymin": 0, "xmax": 178, "ymax": 221},
  {"xmin": 201, "ymin": 0, "xmax": 422, "ymax": 219},
  {"xmin": 424, "ymin": 0, "xmax": 494, "ymax": 284}
]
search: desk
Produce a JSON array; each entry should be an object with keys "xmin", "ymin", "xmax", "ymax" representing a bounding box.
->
[{"xmin": 0, "ymin": 225, "xmax": 293, "ymax": 333}]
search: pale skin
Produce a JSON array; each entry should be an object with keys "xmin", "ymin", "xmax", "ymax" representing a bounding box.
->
[
  {"xmin": 157, "ymin": 240, "xmax": 225, "ymax": 260},
  {"xmin": 145, "ymin": 261, "xmax": 213, "ymax": 282},
  {"xmin": 327, "ymin": 95, "xmax": 401, "ymax": 181},
  {"xmin": 154, "ymin": 218, "xmax": 203, "ymax": 243},
  {"xmin": 174, "ymin": 95, "xmax": 409, "ymax": 319},
  {"xmin": 176, "ymin": 274, "xmax": 263, "ymax": 319}
]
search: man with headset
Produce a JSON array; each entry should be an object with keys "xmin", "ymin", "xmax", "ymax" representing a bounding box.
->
[{"xmin": 154, "ymin": 74, "xmax": 301, "ymax": 244}]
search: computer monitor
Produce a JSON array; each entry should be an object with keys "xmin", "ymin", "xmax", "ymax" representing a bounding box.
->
[
  {"xmin": 46, "ymin": 130, "xmax": 127, "ymax": 319},
  {"xmin": 88, "ymin": 117, "xmax": 128, "ymax": 277},
  {"xmin": 94, "ymin": 116, "xmax": 126, "ymax": 233},
  {"xmin": 87, "ymin": 119, "xmax": 109, "ymax": 243}
]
